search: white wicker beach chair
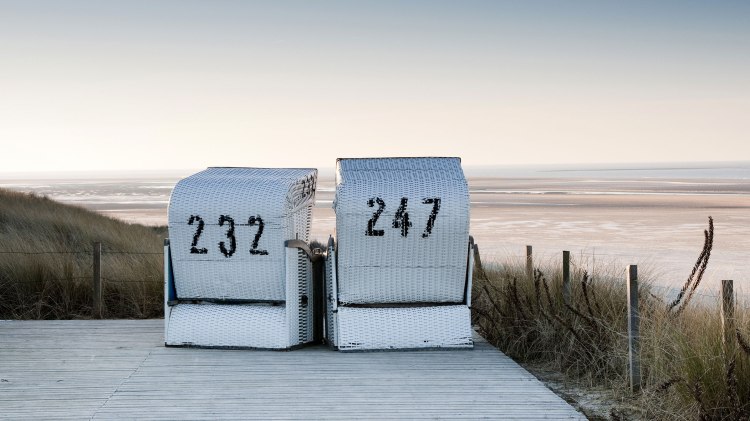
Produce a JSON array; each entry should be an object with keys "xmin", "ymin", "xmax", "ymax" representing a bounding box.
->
[
  {"xmin": 164, "ymin": 167, "xmax": 318, "ymax": 349},
  {"xmin": 326, "ymin": 157, "xmax": 475, "ymax": 351}
]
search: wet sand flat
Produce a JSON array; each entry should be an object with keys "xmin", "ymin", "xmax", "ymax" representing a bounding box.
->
[{"xmin": 471, "ymin": 177, "xmax": 750, "ymax": 294}]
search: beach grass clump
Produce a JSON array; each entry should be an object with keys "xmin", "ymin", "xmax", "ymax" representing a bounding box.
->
[
  {"xmin": 472, "ymin": 217, "xmax": 750, "ymax": 420},
  {"xmin": 0, "ymin": 188, "xmax": 164, "ymax": 319}
]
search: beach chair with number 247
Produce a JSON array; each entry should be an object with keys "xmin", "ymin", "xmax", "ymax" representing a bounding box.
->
[{"xmin": 326, "ymin": 157, "xmax": 475, "ymax": 351}]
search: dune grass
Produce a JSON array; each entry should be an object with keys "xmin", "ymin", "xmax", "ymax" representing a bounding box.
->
[
  {"xmin": 472, "ymin": 218, "xmax": 750, "ymax": 420},
  {"xmin": 0, "ymin": 189, "xmax": 164, "ymax": 319}
]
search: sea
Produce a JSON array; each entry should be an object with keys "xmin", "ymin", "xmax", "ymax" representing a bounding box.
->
[{"xmin": 2, "ymin": 162, "xmax": 749, "ymax": 300}]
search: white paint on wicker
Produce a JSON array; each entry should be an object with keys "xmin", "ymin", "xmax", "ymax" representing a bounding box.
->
[
  {"xmin": 163, "ymin": 240, "xmax": 173, "ymax": 343},
  {"xmin": 334, "ymin": 158, "xmax": 470, "ymax": 304},
  {"xmin": 284, "ymin": 247, "xmax": 315, "ymax": 346},
  {"xmin": 336, "ymin": 306, "xmax": 473, "ymax": 351},
  {"xmin": 325, "ymin": 237, "xmax": 338, "ymax": 346},
  {"xmin": 164, "ymin": 247, "xmax": 315, "ymax": 349},
  {"xmin": 329, "ymin": 158, "xmax": 474, "ymax": 350},
  {"xmin": 337, "ymin": 266, "xmax": 467, "ymax": 304},
  {"xmin": 165, "ymin": 167, "xmax": 317, "ymax": 349},
  {"xmin": 166, "ymin": 304, "xmax": 289, "ymax": 348},
  {"xmin": 168, "ymin": 167, "xmax": 316, "ymax": 301}
]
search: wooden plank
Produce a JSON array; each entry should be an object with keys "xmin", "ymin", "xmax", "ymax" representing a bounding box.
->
[{"xmin": 0, "ymin": 320, "xmax": 584, "ymax": 420}]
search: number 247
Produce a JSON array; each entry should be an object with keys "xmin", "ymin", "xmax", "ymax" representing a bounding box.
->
[{"xmin": 366, "ymin": 197, "xmax": 441, "ymax": 238}]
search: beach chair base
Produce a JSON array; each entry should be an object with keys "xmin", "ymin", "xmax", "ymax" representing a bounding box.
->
[
  {"xmin": 332, "ymin": 305, "xmax": 473, "ymax": 351},
  {"xmin": 164, "ymin": 240, "xmax": 315, "ymax": 350},
  {"xmin": 166, "ymin": 303, "xmax": 304, "ymax": 349}
]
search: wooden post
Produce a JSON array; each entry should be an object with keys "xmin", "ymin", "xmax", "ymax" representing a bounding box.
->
[
  {"xmin": 526, "ymin": 245, "xmax": 533, "ymax": 281},
  {"xmin": 473, "ymin": 244, "xmax": 485, "ymax": 279},
  {"xmin": 721, "ymin": 280, "xmax": 735, "ymax": 359},
  {"xmin": 562, "ymin": 251, "xmax": 571, "ymax": 307},
  {"xmin": 92, "ymin": 242, "xmax": 102, "ymax": 318},
  {"xmin": 627, "ymin": 265, "xmax": 640, "ymax": 393}
]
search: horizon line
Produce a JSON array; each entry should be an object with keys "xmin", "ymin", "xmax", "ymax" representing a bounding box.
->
[{"xmin": 1, "ymin": 160, "xmax": 749, "ymax": 180}]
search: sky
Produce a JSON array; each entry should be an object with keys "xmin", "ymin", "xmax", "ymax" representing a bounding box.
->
[{"xmin": 1, "ymin": 0, "xmax": 748, "ymax": 172}]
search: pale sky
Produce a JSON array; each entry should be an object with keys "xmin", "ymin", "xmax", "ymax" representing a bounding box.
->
[{"xmin": 1, "ymin": 0, "xmax": 748, "ymax": 172}]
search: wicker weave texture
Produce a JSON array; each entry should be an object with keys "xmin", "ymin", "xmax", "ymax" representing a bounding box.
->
[
  {"xmin": 285, "ymin": 248, "xmax": 314, "ymax": 346},
  {"xmin": 334, "ymin": 158, "xmax": 469, "ymax": 304},
  {"xmin": 164, "ymin": 247, "xmax": 314, "ymax": 349},
  {"xmin": 166, "ymin": 304, "xmax": 289, "ymax": 348},
  {"xmin": 168, "ymin": 167, "xmax": 317, "ymax": 301},
  {"xmin": 325, "ymin": 238, "xmax": 338, "ymax": 346},
  {"xmin": 336, "ymin": 305, "xmax": 473, "ymax": 351}
]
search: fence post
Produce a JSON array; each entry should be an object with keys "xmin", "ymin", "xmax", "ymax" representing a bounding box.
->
[
  {"xmin": 562, "ymin": 251, "xmax": 571, "ymax": 308},
  {"xmin": 92, "ymin": 242, "xmax": 102, "ymax": 318},
  {"xmin": 721, "ymin": 280, "xmax": 735, "ymax": 359},
  {"xmin": 526, "ymin": 245, "xmax": 533, "ymax": 281},
  {"xmin": 627, "ymin": 265, "xmax": 640, "ymax": 393},
  {"xmin": 473, "ymin": 244, "xmax": 485, "ymax": 279}
]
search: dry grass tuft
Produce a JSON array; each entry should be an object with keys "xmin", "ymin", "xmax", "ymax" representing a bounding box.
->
[{"xmin": 668, "ymin": 216, "xmax": 714, "ymax": 315}]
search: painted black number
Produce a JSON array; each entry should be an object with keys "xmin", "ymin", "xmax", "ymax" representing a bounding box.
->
[
  {"xmin": 392, "ymin": 197, "xmax": 412, "ymax": 237},
  {"xmin": 421, "ymin": 198, "xmax": 441, "ymax": 238},
  {"xmin": 365, "ymin": 197, "xmax": 386, "ymax": 236},
  {"xmin": 301, "ymin": 175, "xmax": 315, "ymax": 199},
  {"xmin": 188, "ymin": 215, "xmax": 208, "ymax": 254},
  {"xmin": 218, "ymin": 215, "xmax": 236, "ymax": 257},
  {"xmin": 364, "ymin": 197, "xmax": 442, "ymax": 238},
  {"xmin": 248, "ymin": 216, "xmax": 269, "ymax": 255}
]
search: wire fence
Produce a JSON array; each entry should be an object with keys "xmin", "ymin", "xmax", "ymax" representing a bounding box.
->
[
  {"xmin": 6, "ymin": 277, "xmax": 162, "ymax": 284},
  {"xmin": 513, "ymin": 244, "xmax": 749, "ymax": 308},
  {"xmin": 0, "ymin": 246, "xmax": 163, "ymax": 285},
  {"xmin": 474, "ymin": 243, "xmax": 749, "ymax": 314},
  {"xmin": 0, "ymin": 250, "xmax": 91, "ymax": 255},
  {"xmin": 0, "ymin": 244, "xmax": 164, "ymax": 318},
  {"xmin": 2, "ymin": 243, "xmax": 745, "ymax": 306},
  {"xmin": 0, "ymin": 250, "xmax": 159, "ymax": 255}
]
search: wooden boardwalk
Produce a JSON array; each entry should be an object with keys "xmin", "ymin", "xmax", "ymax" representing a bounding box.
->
[{"xmin": 0, "ymin": 320, "xmax": 584, "ymax": 420}]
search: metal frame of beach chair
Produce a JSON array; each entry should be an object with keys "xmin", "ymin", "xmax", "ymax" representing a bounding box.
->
[
  {"xmin": 164, "ymin": 167, "xmax": 318, "ymax": 349},
  {"xmin": 325, "ymin": 157, "xmax": 475, "ymax": 351}
]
